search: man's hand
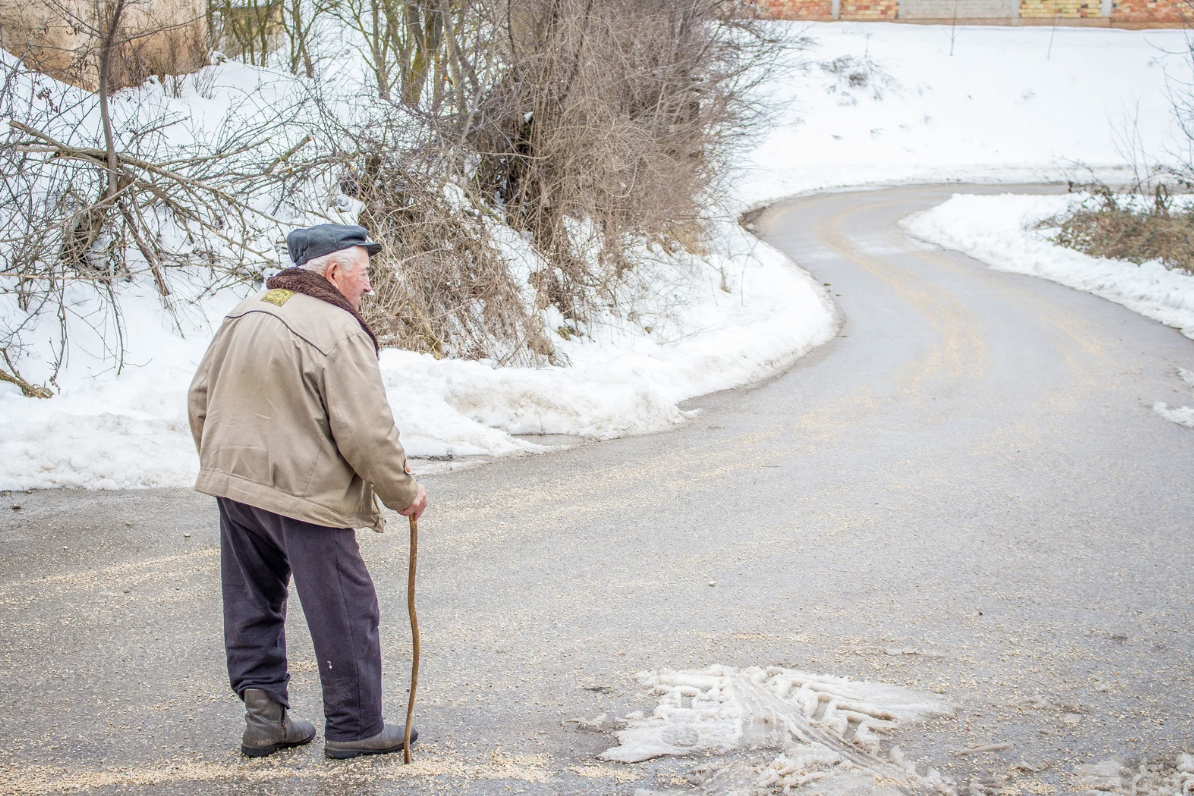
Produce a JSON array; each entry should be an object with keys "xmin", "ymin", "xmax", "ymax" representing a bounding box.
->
[{"xmin": 399, "ymin": 483, "xmax": 427, "ymax": 522}]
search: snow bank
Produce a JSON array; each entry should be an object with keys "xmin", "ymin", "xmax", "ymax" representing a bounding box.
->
[
  {"xmin": 900, "ymin": 193, "xmax": 1194, "ymax": 340},
  {"xmin": 382, "ymin": 244, "xmax": 834, "ymax": 453}
]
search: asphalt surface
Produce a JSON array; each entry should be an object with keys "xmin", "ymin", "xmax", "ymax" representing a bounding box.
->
[{"xmin": 2, "ymin": 183, "xmax": 1192, "ymax": 796}]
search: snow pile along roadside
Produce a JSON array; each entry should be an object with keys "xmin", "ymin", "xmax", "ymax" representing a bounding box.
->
[
  {"xmin": 0, "ymin": 226, "xmax": 835, "ymax": 490},
  {"xmin": 376, "ymin": 228, "xmax": 836, "ymax": 458},
  {"xmin": 901, "ymin": 193, "xmax": 1194, "ymax": 341},
  {"xmin": 0, "ymin": 42, "xmax": 837, "ymax": 491}
]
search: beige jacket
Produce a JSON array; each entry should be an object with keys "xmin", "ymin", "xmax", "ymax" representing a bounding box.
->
[{"xmin": 188, "ymin": 288, "xmax": 419, "ymax": 530}]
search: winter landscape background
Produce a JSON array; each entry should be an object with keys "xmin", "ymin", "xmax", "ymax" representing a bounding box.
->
[
  {"xmin": 3, "ymin": 9, "xmax": 1194, "ymax": 796},
  {"xmin": 2, "ymin": 22, "xmax": 1191, "ymax": 489}
]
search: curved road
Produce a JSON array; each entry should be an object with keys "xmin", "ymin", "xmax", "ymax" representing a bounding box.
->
[{"xmin": 2, "ymin": 184, "xmax": 1192, "ymax": 795}]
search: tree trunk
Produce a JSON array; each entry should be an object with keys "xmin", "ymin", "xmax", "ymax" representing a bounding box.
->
[
  {"xmin": 369, "ymin": 0, "xmax": 391, "ymax": 100},
  {"xmin": 97, "ymin": 0, "xmax": 127, "ymax": 203}
]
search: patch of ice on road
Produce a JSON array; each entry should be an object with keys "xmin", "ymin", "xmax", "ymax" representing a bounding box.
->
[
  {"xmin": 1153, "ymin": 367, "xmax": 1194, "ymax": 430},
  {"xmin": 1074, "ymin": 755, "xmax": 1194, "ymax": 796},
  {"xmin": 601, "ymin": 665, "xmax": 954, "ymax": 795},
  {"xmin": 1153, "ymin": 403, "xmax": 1194, "ymax": 429},
  {"xmin": 901, "ymin": 194, "xmax": 1194, "ymax": 342}
]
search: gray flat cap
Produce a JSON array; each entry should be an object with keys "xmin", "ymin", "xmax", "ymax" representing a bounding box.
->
[{"xmin": 286, "ymin": 224, "xmax": 381, "ymax": 266}]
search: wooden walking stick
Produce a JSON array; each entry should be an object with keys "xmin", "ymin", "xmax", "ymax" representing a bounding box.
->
[{"xmin": 404, "ymin": 514, "xmax": 420, "ymax": 764}]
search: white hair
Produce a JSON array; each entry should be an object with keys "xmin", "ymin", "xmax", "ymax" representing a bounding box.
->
[{"xmin": 300, "ymin": 249, "xmax": 357, "ymax": 275}]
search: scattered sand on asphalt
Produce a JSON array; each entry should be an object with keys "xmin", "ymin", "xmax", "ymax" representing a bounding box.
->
[
  {"xmin": 571, "ymin": 763, "xmax": 642, "ymax": 782},
  {"xmin": 0, "ymin": 549, "xmax": 218, "ymax": 607},
  {"xmin": 0, "ymin": 751, "xmax": 550, "ymax": 795}
]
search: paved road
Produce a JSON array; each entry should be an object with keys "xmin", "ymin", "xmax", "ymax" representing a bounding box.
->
[{"xmin": 2, "ymin": 184, "xmax": 1192, "ymax": 796}]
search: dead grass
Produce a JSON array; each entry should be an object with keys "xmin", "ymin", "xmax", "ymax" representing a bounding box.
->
[{"xmin": 1044, "ymin": 184, "xmax": 1194, "ymax": 274}]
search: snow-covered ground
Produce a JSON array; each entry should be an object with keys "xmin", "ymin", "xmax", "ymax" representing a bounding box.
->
[
  {"xmin": 0, "ymin": 231, "xmax": 834, "ymax": 489},
  {"xmin": 901, "ymin": 192, "xmax": 1194, "ymax": 430},
  {"xmin": 2, "ymin": 23, "xmax": 1190, "ymax": 490},
  {"xmin": 742, "ymin": 23, "xmax": 1186, "ymax": 204}
]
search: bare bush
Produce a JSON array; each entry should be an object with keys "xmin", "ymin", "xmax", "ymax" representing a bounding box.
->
[
  {"xmin": 314, "ymin": 0, "xmax": 792, "ymax": 361},
  {"xmin": 819, "ymin": 53, "xmax": 898, "ymax": 102},
  {"xmin": 355, "ymin": 165, "xmax": 555, "ymax": 365},
  {"xmin": 467, "ymin": 0, "xmax": 789, "ymax": 327},
  {"xmin": 1, "ymin": 0, "xmax": 798, "ymax": 390},
  {"xmin": 1043, "ymin": 17, "xmax": 1194, "ymax": 275},
  {"xmin": 1043, "ymin": 184, "xmax": 1194, "ymax": 274},
  {"xmin": 328, "ymin": 107, "xmax": 554, "ymax": 364},
  {"xmin": 0, "ymin": 19, "xmax": 317, "ymax": 391}
]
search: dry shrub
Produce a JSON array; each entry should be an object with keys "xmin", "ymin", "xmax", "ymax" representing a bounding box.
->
[
  {"xmin": 209, "ymin": 0, "xmax": 287, "ymax": 66},
  {"xmin": 1045, "ymin": 184, "xmax": 1194, "ymax": 274},
  {"xmin": 469, "ymin": 0, "xmax": 785, "ymax": 327},
  {"xmin": 819, "ymin": 53, "xmax": 898, "ymax": 102},
  {"xmin": 0, "ymin": 43, "xmax": 315, "ymax": 390},
  {"xmin": 341, "ymin": 143, "xmax": 555, "ymax": 365},
  {"xmin": 328, "ymin": 0, "xmax": 788, "ymax": 363},
  {"xmin": 2, "ymin": 0, "xmax": 794, "ymax": 387}
]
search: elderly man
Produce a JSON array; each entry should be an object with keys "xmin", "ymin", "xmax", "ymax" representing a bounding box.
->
[{"xmin": 188, "ymin": 223, "xmax": 427, "ymax": 759}]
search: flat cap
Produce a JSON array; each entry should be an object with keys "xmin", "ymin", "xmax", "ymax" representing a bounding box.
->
[{"xmin": 286, "ymin": 224, "xmax": 381, "ymax": 267}]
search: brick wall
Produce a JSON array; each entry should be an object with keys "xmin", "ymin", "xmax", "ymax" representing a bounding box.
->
[
  {"xmin": 752, "ymin": 0, "xmax": 1182, "ymax": 21},
  {"xmin": 1111, "ymin": 0, "xmax": 1183, "ymax": 21},
  {"xmin": 840, "ymin": 0, "xmax": 900, "ymax": 17},
  {"xmin": 1019, "ymin": 0, "xmax": 1104, "ymax": 18},
  {"xmin": 901, "ymin": 0, "xmax": 1019, "ymax": 17},
  {"xmin": 758, "ymin": 0, "xmax": 836, "ymax": 19}
]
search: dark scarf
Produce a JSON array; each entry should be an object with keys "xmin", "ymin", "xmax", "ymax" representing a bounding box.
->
[{"xmin": 267, "ymin": 268, "xmax": 380, "ymax": 355}]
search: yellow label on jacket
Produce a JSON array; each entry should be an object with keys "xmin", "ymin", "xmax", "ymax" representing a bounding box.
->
[{"xmin": 261, "ymin": 289, "xmax": 294, "ymax": 306}]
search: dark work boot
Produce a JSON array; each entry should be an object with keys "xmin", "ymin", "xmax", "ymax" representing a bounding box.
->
[
  {"xmin": 324, "ymin": 724, "xmax": 418, "ymax": 759},
  {"xmin": 241, "ymin": 689, "xmax": 317, "ymax": 757}
]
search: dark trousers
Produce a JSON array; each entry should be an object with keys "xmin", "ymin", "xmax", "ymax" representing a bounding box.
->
[{"xmin": 217, "ymin": 497, "xmax": 384, "ymax": 741}]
